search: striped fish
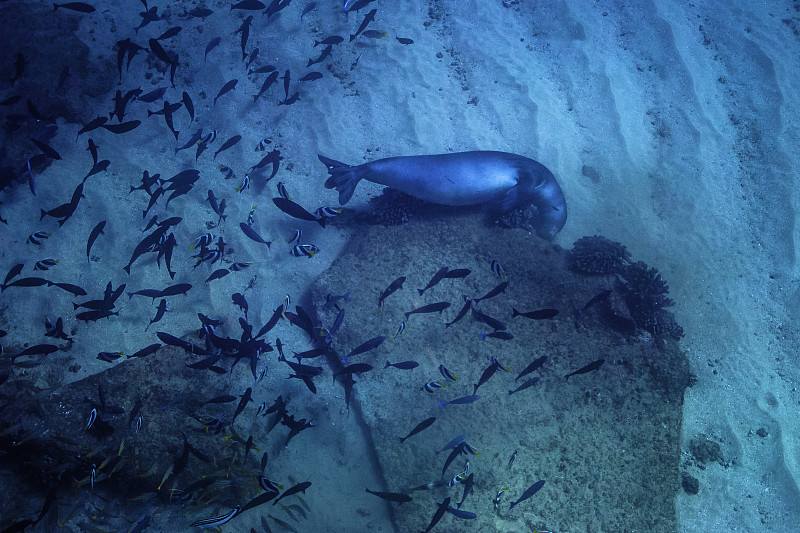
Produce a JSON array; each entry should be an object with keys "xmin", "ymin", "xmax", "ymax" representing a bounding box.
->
[{"xmin": 190, "ymin": 505, "xmax": 240, "ymax": 528}]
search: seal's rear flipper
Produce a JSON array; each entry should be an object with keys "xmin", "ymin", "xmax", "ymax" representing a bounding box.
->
[{"xmin": 318, "ymin": 154, "xmax": 362, "ymax": 205}]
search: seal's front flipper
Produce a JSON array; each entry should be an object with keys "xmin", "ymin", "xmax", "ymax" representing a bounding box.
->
[
  {"xmin": 318, "ymin": 154, "xmax": 363, "ymax": 205},
  {"xmin": 500, "ymin": 185, "xmax": 521, "ymax": 213}
]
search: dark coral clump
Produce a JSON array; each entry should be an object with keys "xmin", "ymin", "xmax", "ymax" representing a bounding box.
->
[
  {"xmin": 568, "ymin": 235, "xmax": 631, "ymax": 275},
  {"xmin": 368, "ymin": 188, "xmax": 424, "ymax": 226},
  {"xmin": 619, "ymin": 261, "xmax": 683, "ymax": 339},
  {"xmin": 494, "ymin": 204, "xmax": 538, "ymax": 232}
]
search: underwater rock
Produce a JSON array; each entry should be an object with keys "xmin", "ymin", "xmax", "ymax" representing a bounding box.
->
[{"xmin": 311, "ymin": 210, "xmax": 689, "ymax": 532}]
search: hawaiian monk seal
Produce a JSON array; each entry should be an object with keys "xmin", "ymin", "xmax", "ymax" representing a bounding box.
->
[{"xmin": 318, "ymin": 151, "xmax": 567, "ymax": 240}]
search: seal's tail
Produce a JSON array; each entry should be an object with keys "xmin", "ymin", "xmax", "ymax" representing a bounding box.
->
[{"xmin": 318, "ymin": 154, "xmax": 363, "ymax": 205}]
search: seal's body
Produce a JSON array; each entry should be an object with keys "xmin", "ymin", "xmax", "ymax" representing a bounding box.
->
[{"xmin": 319, "ymin": 151, "xmax": 567, "ymax": 240}]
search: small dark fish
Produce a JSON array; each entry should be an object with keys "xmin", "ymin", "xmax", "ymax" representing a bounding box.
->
[
  {"xmin": 2, "ymin": 276, "xmax": 49, "ymax": 290},
  {"xmin": 3, "ymin": 264, "xmax": 24, "ymax": 285},
  {"xmin": 205, "ymin": 37, "xmax": 222, "ymax": 62},
  {"xmin": 213, "ymin": 135, "xmax": 241, "ymax": 160},
  {"xmin": 0, "ymin": 95, "xmax": 20, "ymax": 106},
  {"xmin": 239, "ymin": 222, "xmax": 271, "ymax": 248},
  {"xmin": 202, "ymin": 394, "xmax": 237, "ymax": 405},
  {"xmin": 77, "ymin": 116, "xmax": 108, "ymax": 138},
  {"xmin": 300, "ymin": 1, "xmax": 316, "ymax": 20},
  {"xmin": 102, "ymin": 120, "xmax": 141, "ymax": 134},
  {"xmin": 272, "ymin": 197, "xmax": 325, "ymax": 227},
  {"xmin": 254, "ymin": 305, "xmax": 283, "ymax": 339},
  {"xmin": 314, "ymin": 35, "xmax": 344, "ymax": 47},
  {"xmin": 278, "ymin": 92, "xmax": 299, "ymax": 106},
  {"xmin": 576, "ymin": 289, "xmax": 612, "ymax": 325},
  {"xmin": 480, "ymin": 331, "xmax": 514, "ymax": 341},
  {"xmin": 421, "ymin": 497, "xmax": 451, "ymax": 533},
  {"xmin": 148, "ymin": 38, "xmax": 173, "ymax": 65},
  {"xmin": 346, "ymin": 335, "xmax": 385, "ymax": 359},
  {"xmin": 299, "ymin": 71, "xmax": 323, "ymax": 82},
  {"xmin": 445, "ymin": 297, "xmax": 472, "ymax": 328},
  {"xmin": 384, "ymin": 360, "xmax": 418, "ymax": 370},
  {"xmin": 509, "ymin": 479, "xmax": 545, "ymax": 510},
  {"xmin": 84, "ymin": 159, "xmax": 110, "ymax": 181},
  {"xmin": 86, "ymin": 220, "xmax": 106, "ymax": 262},
  {"xmin": 443, "ymin": 268, "xmax": 470, "ymax": 279},
  {"xmin": 471, "ymin": 308, "xmax": 505, "ymax": 331},
  {"xmin": 564, "ymin": 359, "xmax": 605, "ymax": 380},
  {"xmin": 437, "ymin": 394, "xmax": 479, "ymax": 409},
  {"xmin": 251, "ymin": 148, "xmax": 282, "ymax": 179},
  {"xmin": 77, "ymin": 309, "xmax": 119, "ymax": 322},
  {"xmin": 12, "ymin": 343, "xmax": 59, "ymax": 359},
  {"xmin": 86, "ymin": 138, "xmax": 99, "ymax": 164},
  {"xmin": 418, "ymin": 266, "xmax": 449, "ymax": 296},
  {"xmin": 288, "ymin": 305, "xmax": 315, "ymax": 340},
  {"xmin": 473, "ymin": 356, "xmax": 509, "ymax": 394},
  {"xmin": 240, "ymin": 490, "xmax": 279, "ymax": 515},
  {"xmin": 45, "ymin": 316, "xmax": 71, "ymax": 341},
  {"xmin": 175, "ymin": 129, "xmax": 203, "ymax": 154},
  {"xmin": 508, "ymin": 377, "xmax": 539, "ymax": 395},
  {"xmin": 271, "ymin": 481, "xmax": 311, "ymax": 506},
  {"xmin": 232, "ymin": 387, "xmax": 253, "ymax": 422},
  {"xmin": 446, "ymin": 506, "xmax": 476, "ymax": 520},
  {"xmin": 349, "ymin": 8, "xmax": 377, "ymax": 41},
  {"xmin": 159, "ymin": 283, "xmax": 192, "ymax": 297},
  {"xmin": 365, "ymin": 488, "xmax": 412, "ymax": 504},
  {"xmin": 473, "ymin": 281, "xmax": 509, "ymax": 303},
  {"xmin": 396, "ymin": 37, "xmax": 414, "ymax": 45},
  {"xmin": 254, "ymin": 70, "xmax": 279, "ymax": 102},
  {"xmin": 53, "ymin": 2, "xmax": 96, "ymax": 13},
  {"xmin": 378, "ymin": 276, "xmax": 405, "ymax": 308},
  {"xmin": 129, "ymin": 343, "xmax": 161, "ymax": 358},
  {"xmin": 207, "ymin": 189, "xmax": 227, "ymax": 223},
  {"xmin": 399, "ymin": 416, "xmax": 435, "ymax": 443},
  {"xmin": 516, "ymin": 355, "xmax": 547, "ymax": 381},
  {"xmin": 181, "ymin": 91, "xmax": 194, "ymax": 122},
  {"xmin": 307, "ymin": 44, "xmax": 333, "ymax": 67},
  {"xmin": 206, "ymin": 268, "xmax": 230, "ymax": 283},
  {"xmin": 156, "ymin": 26, "xmax": 182, "ymax": 40},
  {"xmin": 214, "ymin": 79, "xmax": 238, "ymax": 105},
  {"xmin": 137, "ymin": 87, "xmax": 167, "ymax": 103},
  {"xmin": 145, "ymin": 300, "xmax": 168, "ymax": 331},
  {"xmin": 512, "ymin": 307, "xmax": 559, "ymax": 320},
  {"xmin": 231, "ymin": 0, "xmax": 265, "ymax": 10},
  {"xmin": 30, "ymin": 138, "xmax": 61, "ymax": 160},
  {"xmin": 50, "ymin": 282, "xmax": 86, "ymax": 295},
  {"xmin": 404, "ymin": 301, "xmax": 451, "ymax": 320},
  {"xmin": 333, "ymin": 362, "xmax": 373, "ymax": 380},
  {"xmin": 456, "ymin": 473, "xmax": 474, "ymax": 509},
  {"xmin": 281, "ymin": 69, "xmax": 290, "ymax": 100}
]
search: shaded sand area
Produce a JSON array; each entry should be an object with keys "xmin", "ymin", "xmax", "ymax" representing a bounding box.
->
[{"xmin": 1, "ymin": 0, "xmax": 800, "ymax": 532}]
